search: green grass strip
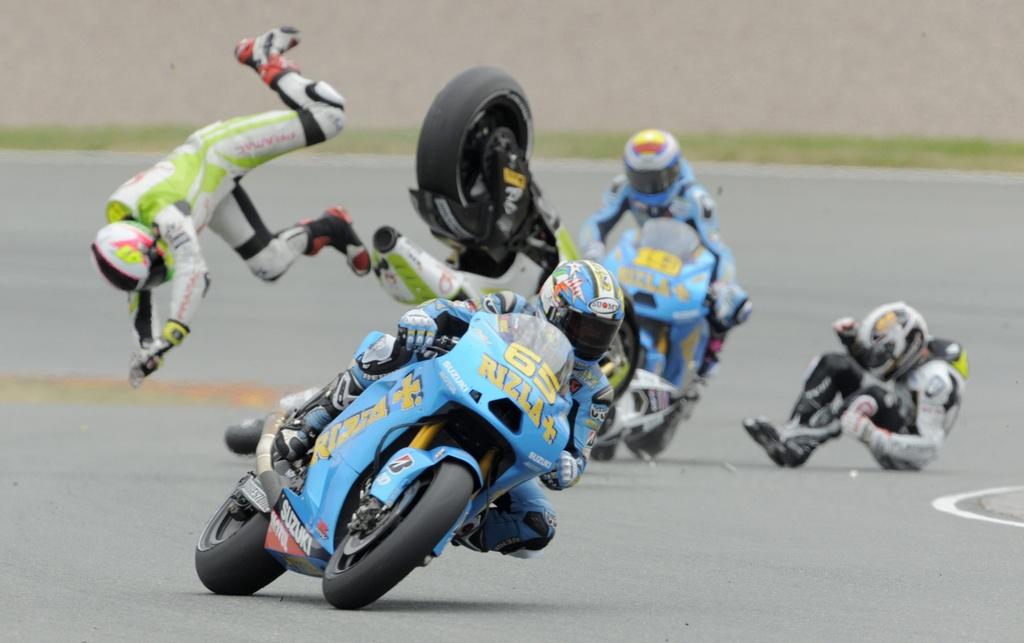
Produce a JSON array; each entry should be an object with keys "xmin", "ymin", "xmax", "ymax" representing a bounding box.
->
[{"xmin": 3, "ymin": 125, "xmax": 1024, "ymax": 172}]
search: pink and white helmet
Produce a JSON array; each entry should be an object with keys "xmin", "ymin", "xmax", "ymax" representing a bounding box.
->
[{"xmin": 90, "ymin": 221, "xmax": 168, "ymax": 291}]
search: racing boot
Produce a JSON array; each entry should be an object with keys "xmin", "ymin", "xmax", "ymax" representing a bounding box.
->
[
  {"xmin": 743, "ymin": 417, "xmax": 792, "ymax": 466},
  {"xmin": 301, "ymin": 206, "xmax": 371, "ymax": 276},
  {"xmin": 224, "ymin": 388, "xmax": 322, "ymax": 455},
  {"xmin": 235, "ymin": 27, "xmax": 302, "ymax": 85},
  {"xmin": 743, "ymin": 417, "xmax": 838, "ymax": 468},
  {"xmin": 228, "ymin": 413, "xmax": 325, "ymax": 459},
  {"xmin": 274, "ymin": 370, "xmax": 366, "ymax": 462}
]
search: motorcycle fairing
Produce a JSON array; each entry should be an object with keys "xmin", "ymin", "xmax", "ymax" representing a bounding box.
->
[
  {"xmin": 264, "ymin": 313, "xmax": 572, "ymax": 568},
  {"xmin": 264, "ymin": 492, "xmax": 330, "ymax": 576},
  {"xmin": 603, "ymin": 226, "xmax": 714, "ymax": 387}
]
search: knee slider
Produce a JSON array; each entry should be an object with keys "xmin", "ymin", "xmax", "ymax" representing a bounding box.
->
[
  {"xmin": 306, "ymin": 102, "xmax": 346, "ymax": 140},
  {"xmin": 245, "ymin": 238, "xmax": 295, "ymax": 282},
  {"xmin": 858, "ymin": 384, "xmax": 888, "ymax": 403},
  {"xmin": 519, "ymin": 510, "xmax": 556, "ymax": 552}
]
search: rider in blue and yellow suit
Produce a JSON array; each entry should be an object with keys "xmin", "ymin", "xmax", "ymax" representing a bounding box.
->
[
  {"xmin": 579, "ymin": 129, "xmax": 752, "ymax": 378},
  {"xmin": 273, "ymin": 260, "xmax": 624, "ymax": 557}
]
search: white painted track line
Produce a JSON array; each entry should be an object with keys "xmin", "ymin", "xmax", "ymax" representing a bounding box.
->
[{"xmin": 932, "ymin": 486, "xmax": 1024, "ymax": 529}]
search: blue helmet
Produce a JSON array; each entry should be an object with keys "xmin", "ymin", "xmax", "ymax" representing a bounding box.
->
[
  {"xmin": 539, "ymin": 260, "xmax": 625, "ymax": 361},
  {"xmin": 624, "ymin": 129, "xmax": 685, "ymax": 209}
]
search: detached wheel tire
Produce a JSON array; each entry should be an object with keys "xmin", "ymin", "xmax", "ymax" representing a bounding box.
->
[
  {"xmin": 322, "ymin": 461, "xmax": 474, "ymax": 610},
  {"xmin": 195, "ymin": 499, "xmax": 284, "ymax": 595},
  {"xmin": 416, "ymin": 66, "xmax": 532, "ymax": 204}
]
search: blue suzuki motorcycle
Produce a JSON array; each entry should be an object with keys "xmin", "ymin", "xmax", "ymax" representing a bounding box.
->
[
  {"xmin": 196, "ymin": 313, "xmax": 574, "ymax": 609},
  {"xmin": 596, "ymin": 218, "xmax": 715, "ymax": 459}
]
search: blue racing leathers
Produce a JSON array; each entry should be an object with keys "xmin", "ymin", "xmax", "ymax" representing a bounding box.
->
[
  {"xmin": 305, "ymin": 291, "xmax": 610, "ymax": 556},
  {"xmin": 580, "ymin": 170, "xmax": 751, "ymax": 342}
]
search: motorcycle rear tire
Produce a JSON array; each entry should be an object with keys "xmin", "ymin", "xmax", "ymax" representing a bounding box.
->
[
  {"xmin": 590, "ymin": 442, "xmax": 619, "ymax": 461},
  {"xmin": 321, "ymin": 461, "xmax": 474, "ymax": 609},
  {"xmin": 415, "ymin": 66, "xmax": 532, "ymax": 204},
  {"xmin": 195, "ymin": 500, "xmax": 284, "ymax": 595},
  {"xmin": 624, "ymin": 415, "xmax": 682, "ymax": 460}
]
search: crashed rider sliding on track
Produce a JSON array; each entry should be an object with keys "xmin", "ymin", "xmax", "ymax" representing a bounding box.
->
[
  {"xmin": 744, "ymin": 302, "xmax": 968, "ymax": 470},
  {"xmin": 579, "ymin": 129, "xmax": 751, "ymax": 387},
  {"xmin": 89, "ymin": 27, "xmax": 369, "ymax": 387},
  {"xmin": 244, "ymin": 260, "xmax": 622, "ymax": 556}
]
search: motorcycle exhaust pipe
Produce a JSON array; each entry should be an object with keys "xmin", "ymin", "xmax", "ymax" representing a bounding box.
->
[
  {"xmin": 371, "ymin": 225, "xmax": 472, "ymax": 302},
  {"xmin": 373, "ymin": 225, "xmax": 400, "ymax": 253},
  {"xmin": 255, "ymin": 411, "xmax": 285, "ymax": 507}
]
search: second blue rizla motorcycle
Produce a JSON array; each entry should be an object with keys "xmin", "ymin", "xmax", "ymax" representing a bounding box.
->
[
  {"xmin": 596, "ymin": 218, "xmax": 715, "ymax": 459},
  {"xmin": 195, "ymin": 313, "xmax": 574, "ymax": 609}
]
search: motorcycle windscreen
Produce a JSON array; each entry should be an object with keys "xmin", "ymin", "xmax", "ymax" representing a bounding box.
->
[
  {"xmin": 635, "ymin": 218, "xmax": 702, "ymax": 262},
  {"xmin": 492, "ymin": 313, "xmax": 574, "ymax": 395}
]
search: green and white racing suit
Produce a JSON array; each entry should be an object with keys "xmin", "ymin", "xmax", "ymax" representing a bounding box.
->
[{"xmin": 106, "ymin": 69, "xmax": 346, "ymax": 351}]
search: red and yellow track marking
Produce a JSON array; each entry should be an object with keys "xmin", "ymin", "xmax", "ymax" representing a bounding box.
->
[{"xmin": 0, "ymin": 374, "xmax": 285, "ymax": 408}]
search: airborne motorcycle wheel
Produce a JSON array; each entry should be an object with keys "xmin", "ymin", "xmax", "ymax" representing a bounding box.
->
[
  {"xmin": 195, "ymin": 498, "xmax": 284, "ymax": 595},
  {"xmin": 415, "ymin": 66, "xmax": 532, "ymax": 205},
  {"xmin": 321, "ymin": 461, "xmax": 474, "ymax": 609}
]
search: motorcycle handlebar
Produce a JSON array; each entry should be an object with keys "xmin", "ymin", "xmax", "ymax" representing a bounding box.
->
[{"xmin": 393, "ymin": 330, "xmax": 459, "ymax": 358}]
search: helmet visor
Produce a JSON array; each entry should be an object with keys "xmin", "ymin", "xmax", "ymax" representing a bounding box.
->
[
  {"xmin": 626, "ymin": 163, "xmax": 680, "ymax": 195},
  {"xmin": 91, "ymin": 243, "xmax": 141, "ymax": 291},
  {"xmin": 862, "ymin": 340, "xmax": 896, "ymax": 370},
  {"xmin": 557, "ymin": 308, "xmax": 622, "ymax": 362}
]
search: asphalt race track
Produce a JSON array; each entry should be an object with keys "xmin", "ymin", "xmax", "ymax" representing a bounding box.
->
[{"xmin": 1, "ymin": 151, "xmax": 1022, "ymax": 641}]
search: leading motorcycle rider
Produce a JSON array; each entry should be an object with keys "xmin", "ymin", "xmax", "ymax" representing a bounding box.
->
[
  {"xmin": 579, "ymin": 129, "xmax": 751, "ymax": 380},
  {"xmin": 268, "ymin": 260, "xmax": 622, "ymax": 557},
  {"xmin": 89, "ymin": 27, "xmax": 369, "ymax": 387},
  {"xmin": 743, "ymin": 302, "xmax": 968, "ymax": 470}
]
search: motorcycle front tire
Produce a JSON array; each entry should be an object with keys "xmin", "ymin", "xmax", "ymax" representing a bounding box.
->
[{"xmin": 321, "ymin": 461, "xmax": 474, "ymax": 609}]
